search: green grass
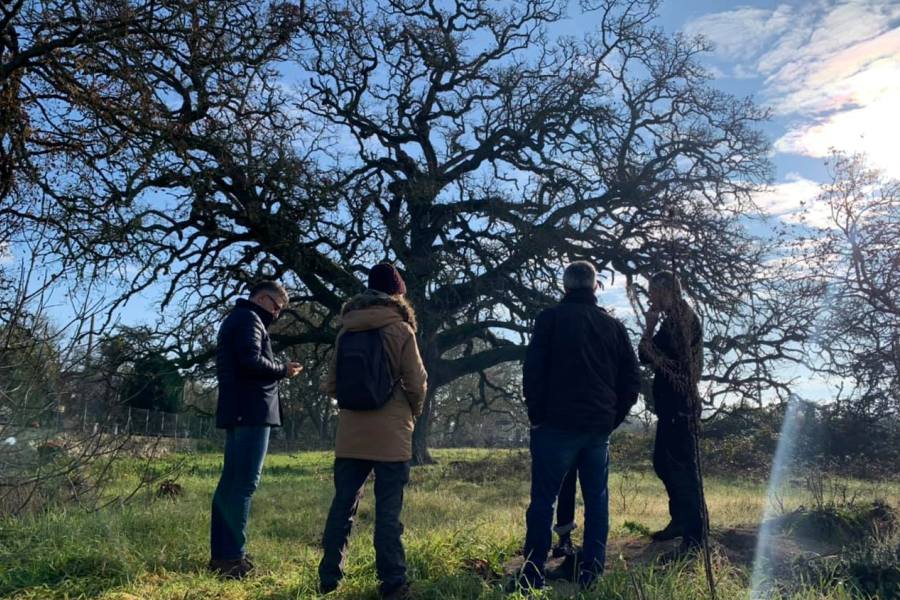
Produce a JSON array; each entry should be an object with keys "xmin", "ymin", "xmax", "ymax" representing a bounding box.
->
[{"xmin": 0, "ymin": 449, "xmax": 897, "ymax": 599}]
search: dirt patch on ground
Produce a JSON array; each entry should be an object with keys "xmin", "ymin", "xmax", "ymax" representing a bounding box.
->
[
  {"xmin": 501, "ymin": 521, "xmax": 850, "ymax": 582},
  {"xmin": 500, "ymin": 529, "xmax": 774, "ymax": 579},
  {"xmin": 501, "ymin": 501, "xmax": 897, "ymax": 583}
]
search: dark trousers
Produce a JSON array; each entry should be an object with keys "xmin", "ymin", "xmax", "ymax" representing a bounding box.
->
[
  {"xmin": 523, "ymin": 426, "xmax": 610, "ymax": 586},
  {"xmin": 653, "ymin": 415, "xmax": 703, "ymax": 545},
  {"xmin": 210, "ymin": 426, "xmax": 270, "ymax": 560},
  {"xmin": 555, "ymin": 467, "xmax": 577, "ymax": 534},
  {"xmin": 319, "ymin": 458, "xmax": 410, "ymax": 593}
]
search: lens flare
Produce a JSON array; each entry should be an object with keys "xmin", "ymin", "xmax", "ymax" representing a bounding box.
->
[{"xmin": 749, "ymin": 396, "xmax": 804, "ymax": 599}]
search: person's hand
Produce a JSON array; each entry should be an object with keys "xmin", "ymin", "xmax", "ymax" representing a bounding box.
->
[
  {"xmin": 285, "ymin": 362, "xmax": 303, "ymax": 378},
  {"xmin": 638, "ymin": 336, "xmax": 653, "ymax": 357},
  {"xmin": 645, "ymin": 309, "xmax": 660, "ymax": 331}
]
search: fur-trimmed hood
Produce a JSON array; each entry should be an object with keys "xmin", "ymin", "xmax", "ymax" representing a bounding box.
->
[{"xmin": 340, "ymin": 290, "xmax": 418, "ymax": 332}]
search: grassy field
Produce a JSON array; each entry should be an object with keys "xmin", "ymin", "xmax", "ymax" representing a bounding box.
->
[{"xmin": 1, "ymin": 448, "xmax": 897, "ymax": 600}]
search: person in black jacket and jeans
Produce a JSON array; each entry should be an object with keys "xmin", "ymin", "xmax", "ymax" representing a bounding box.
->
[
  {"xmin": 209, "ymin": 281, "xmax": 303, "ymax": 579},
  {"xmin": 638, "ymin": 271, "xmax": 704, "ymax": 554},
  {"xmin": 516, "ymin": 262, "xmax": 641, "ymax": 592}
]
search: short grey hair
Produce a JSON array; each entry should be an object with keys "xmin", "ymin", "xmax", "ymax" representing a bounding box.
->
[
  {"xmin": 249, "ymin": 280, "xmax": 289, "ymax": 305},
  {"xmin": 649, "ymin": 270, "xmax": 682, "ymax": 297},
  {"xmin": 563, "ymin": 261, "xmax": 597, "ymax": 291}
]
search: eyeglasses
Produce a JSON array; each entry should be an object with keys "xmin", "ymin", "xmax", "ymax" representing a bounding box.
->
[{"xmin": 264, "ymin": 294, "xmax": 285, "ymax": 315}]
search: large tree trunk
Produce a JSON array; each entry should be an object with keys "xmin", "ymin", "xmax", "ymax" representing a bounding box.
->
[{"xmin": 411, "ymin": 386, "xmax": 437, "ymax": 465}]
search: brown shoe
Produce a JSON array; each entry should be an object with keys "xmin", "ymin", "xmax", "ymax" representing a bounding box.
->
[{"xmin": 208, "ymin": 556, "xmax": 254, "ymax": 580}]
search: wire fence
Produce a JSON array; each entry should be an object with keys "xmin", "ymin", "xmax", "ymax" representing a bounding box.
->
[{"xmin": 52, "ymin": 399, "xmax": 219, "ymax": 440}]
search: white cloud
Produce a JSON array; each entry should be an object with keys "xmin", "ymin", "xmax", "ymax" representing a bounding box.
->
[
  {"xmin": 753, "ymin": 173, "xmax": 834, "ymax": 228},
  {"xmin": 0, "ymin": 243, "xmax": 12, "ymax": 265},
  {"xmin": 685, "ymin": 1, "xmax": 900, "ymax": 179},
  {"xmin": 683, "ymin": 6, "xmax": 795, "ymax": 69},
  {"xmin": 767, "ymin": 27, "xmax": 900, "ymax": 115}
]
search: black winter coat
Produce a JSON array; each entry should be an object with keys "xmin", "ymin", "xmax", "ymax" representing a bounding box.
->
[
  {"xmin": 638, "ymin": 307, "xmax": 703, "ymax": 419},
  {"xmin": 523, "ymin": 289, "xmax": 641, "ymax": 434},
  {"xmin": 215, "ymin": 299, "xmax": 287, "ymax": 428}
]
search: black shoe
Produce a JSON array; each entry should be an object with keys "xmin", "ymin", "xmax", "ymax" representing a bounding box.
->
[
  {"xmin": 208, "ymin": 556, "xmax": 254, "ymax": 580},
  {"xmin": 551, "ymin": 533, "xmax": 575, "ymax": 558},
  {"xmin": 318, "ymin": 580, "xmax": 338, "ymax": 595},
  {"xmin": 650, "ymin": 521, "xmax": 684, "ymax": 541},
  {"xmin": 545, "ymin": 552, "xmax": 579, "ymax": 582}
]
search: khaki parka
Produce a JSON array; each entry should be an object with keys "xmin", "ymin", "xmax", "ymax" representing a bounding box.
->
[{"xmin": 321, "ymin": 291, "xmax": 428, "ymax": 462}]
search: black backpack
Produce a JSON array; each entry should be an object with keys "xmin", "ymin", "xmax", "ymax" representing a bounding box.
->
[{"xmin": 335, "ymin": 329, "xmax": 396, "ymax": 410}]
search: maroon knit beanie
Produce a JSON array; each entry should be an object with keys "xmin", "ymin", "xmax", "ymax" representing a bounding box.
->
[{"xmin": 367, "ymin": 263, "xmax": 407, "ymax": 296}]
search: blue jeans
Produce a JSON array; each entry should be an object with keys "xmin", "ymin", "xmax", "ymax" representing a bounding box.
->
[
  {"xmin": 210, "ymin": 426, "xmax": 270, "ymax": 560},
  {"xmin": 523, "ymin": 426, "xmax": 610, "ymax": 587}
]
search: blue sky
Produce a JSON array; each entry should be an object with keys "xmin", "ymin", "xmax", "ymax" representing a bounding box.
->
[{"xmin": 668, "ymin": 0, "xmax": 899, "ymax": 224}]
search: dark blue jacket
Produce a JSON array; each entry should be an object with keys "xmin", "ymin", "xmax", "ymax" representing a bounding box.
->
[
  {"xmin": 215, "ymin": 299, "xmax": 287, "ymax": 428},
  {"xmin": 523, "ymin": 289, "xmax": 641, "ymax": 433}
]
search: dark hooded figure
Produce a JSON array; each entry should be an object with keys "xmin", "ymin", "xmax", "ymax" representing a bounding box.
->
[{"xmin": 638, "ymin": 271, "xmax": 705, "ymax": 555}]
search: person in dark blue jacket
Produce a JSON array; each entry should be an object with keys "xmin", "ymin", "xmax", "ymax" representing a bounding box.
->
[
  {"xmin": 516, "ymin": 262, "xmax": 641, "ymax": 592},
  {"xmin": 209, "ymin": 281, "xmax": 303, "ymax": 579}
]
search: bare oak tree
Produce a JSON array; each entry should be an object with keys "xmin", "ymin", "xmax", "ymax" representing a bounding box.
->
[
  {"xmin": 802, "ymin": 153, "xmax": 900, "ymax": 418},
  {"xmin": 10, "ymin": 0, "xmax": 813, "ymax": 463},
  {"xmin": 294, "ymin": 0, "xmax": 775, "ymax": 461}
]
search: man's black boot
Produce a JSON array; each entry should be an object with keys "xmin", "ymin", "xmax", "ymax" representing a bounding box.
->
[{"xmin": 650, "ymin": 521, "xmax": 684, "ymax": 542}]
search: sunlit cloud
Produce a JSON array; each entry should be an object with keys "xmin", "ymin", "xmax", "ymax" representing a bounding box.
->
[
  {"xmin": 753, "ymin": 173, "xmax": 833, "ymax": 228},
  {"xmin": 685, "ymin": 1, "xmax": 900, "ymax": 178}
]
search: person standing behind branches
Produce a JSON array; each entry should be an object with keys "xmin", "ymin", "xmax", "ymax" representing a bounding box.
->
[
  {"xmin": 318, "ymin": 263, "xmax": 428, "ymax": 600},
  {"xmin": 638, "ymin": 270, "xmax": 705, "ymax": 556},
  {"xmin": 516, "ymin": 261, "xmax": 641, "ymax": 592},
  {"xmin": 209, "ymin": 280, "xmax": 303, "ymax": 579}
]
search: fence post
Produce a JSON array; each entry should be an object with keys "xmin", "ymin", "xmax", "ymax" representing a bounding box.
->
[
  {"xmin": 145, "ymin": 409, "xmax": 150, "ymax": 435},
  {"xmin": 174, "ymin": 413, "xmax": 178, "ymax": 438},
  {"xmin": 160, "ymin": 412, "xmax": 165, "ymax": 437}
]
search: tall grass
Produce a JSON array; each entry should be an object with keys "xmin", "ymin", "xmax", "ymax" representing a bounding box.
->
[{"xmin": 0, "ymin": 449, "xmax": 896, "ymax": 599}]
